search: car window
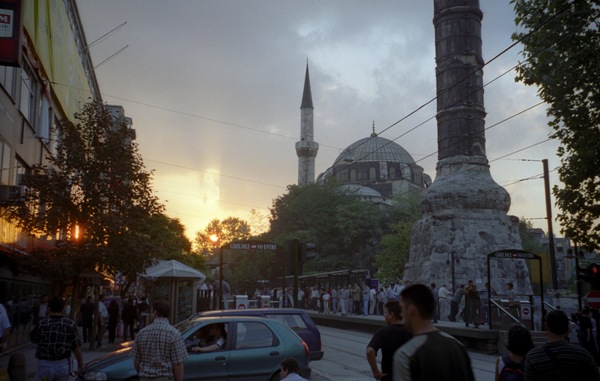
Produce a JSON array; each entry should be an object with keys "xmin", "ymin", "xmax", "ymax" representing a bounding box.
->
[
  {"xmin": 184, "ymin": 323, "xmax": 229, "ymax": 351},
  {"xmin": 235, "ymin": 322, "xmax": 276, "ymax": 349},
  {"xmin": 265, "ymin": 314, "xmax": 307, "ymax": 332}
]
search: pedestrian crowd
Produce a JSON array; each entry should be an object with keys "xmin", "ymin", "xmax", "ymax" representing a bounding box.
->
[
  {"xmin": 363, "ymin": 283, "xmax": 600, "ymax": 381},
  {"xmin": 4, "ymin": 280, "xmax": 600, "ymax": 381}
]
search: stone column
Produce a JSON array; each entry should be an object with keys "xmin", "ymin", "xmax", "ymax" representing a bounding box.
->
[{"xmin": 405, "ymin": 0, "xmax": 531, "ymax": 296}]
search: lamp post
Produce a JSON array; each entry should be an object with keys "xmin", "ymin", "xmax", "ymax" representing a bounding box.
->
[
  {"xmin": 209, "ymin": 234, "xmax": 222, "ymax": 309},
  {"xmin": 520, "ymin": 158, "xmax": 558, "ymax": 291},
  {"xmin": 542, "ymin": 159, "xmax": 559, "ymax": 292}
]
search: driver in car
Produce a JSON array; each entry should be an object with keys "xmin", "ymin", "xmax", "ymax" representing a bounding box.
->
[{"xmin": 191, "ymin": 323, "xmax": 226, "ymax": 353}]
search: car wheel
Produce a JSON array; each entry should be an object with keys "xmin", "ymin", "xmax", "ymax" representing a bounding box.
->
[{"xmin": 269, "ymin": 372, "xmax": 281, "ymax": 381}]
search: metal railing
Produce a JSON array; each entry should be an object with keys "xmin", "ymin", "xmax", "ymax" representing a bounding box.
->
[{"xmin": 489, "ymin": 299, "xmax": 526, "ymax": 328}]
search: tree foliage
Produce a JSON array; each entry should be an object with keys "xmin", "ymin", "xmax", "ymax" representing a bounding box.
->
[
  {"xmin": 193, "ymin": 217, "xmax": 275, "ymax": 293},
  {"xmin": 374, "ymin": 193, "xmax": 421, "ymax": 283},
  {"xmin": 194, "ymin": 217, "xmax": 252, "ymax": 256},
  {"xmin": 269, "ymin": 181, "xmax": 385, "ymax": 273},
  {"xmin": 511, "ymin": 0, "xmax": 600, "ymax": 249},
  {"xmin": 8, "ymin": 101, "xmax": 187, "ymax": 285},
  {"xmin": 518, "ymin": 218, "xmax": 546, "ymax": 255}
]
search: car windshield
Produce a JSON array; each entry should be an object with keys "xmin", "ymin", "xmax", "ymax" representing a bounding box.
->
[{"xmin": 174, "ymin": 318, "xmax": 202, "ymax": 334}]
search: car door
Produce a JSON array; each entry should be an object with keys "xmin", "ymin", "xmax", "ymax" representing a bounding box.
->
[
  {"xmin": 183, "ymin": 323, "xmax": 231, "ymax": 380},
  {"xmin": 228, "ymin": 321, "xmax": 284, "ymax": 381}
]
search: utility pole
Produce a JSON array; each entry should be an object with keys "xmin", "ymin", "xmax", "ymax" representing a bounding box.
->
[{"xmin": 543, "ymin": 159, "xmax": 558, "ymax": 291}]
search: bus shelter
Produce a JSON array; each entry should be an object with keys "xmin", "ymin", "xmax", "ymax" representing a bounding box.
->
[
  {"xmin": 486, "ymin": 250, "xmax": 544, "ymax": 330},
  {"xmin": 143, "ymin": 259, "xmax": 206, "ymax": 323}
]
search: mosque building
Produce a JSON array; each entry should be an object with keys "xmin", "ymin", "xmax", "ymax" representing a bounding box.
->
[{"xmin": 296, "ymin": 64, "xmax": 431, "ymax": 205}]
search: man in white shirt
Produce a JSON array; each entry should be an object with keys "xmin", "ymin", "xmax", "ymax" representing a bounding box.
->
[
  {"xmin": 438, "ymin": 284, "xmax": 450, "ymax": 321},
  {"xmin": 97, "ymin": 295, "xmax": 109, "ymax": 348},
  {"xmin": 369, "ymin": 287, "xmax": 377, "ymax": 315}
]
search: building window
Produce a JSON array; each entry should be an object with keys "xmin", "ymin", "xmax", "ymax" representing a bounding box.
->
[
  {"xmin": 38, "ymin": 95, "xmax": 52, "ymax": 141},
  {"xmin": 369, "ymin": 167, "xmax": 377, "ymax": 181},
  {"xmin": 50, "ymin": 116, "xmax": 60, "ymax": 157},
  {"xmin": 0, "ymin": 65, "xmax": 17, "ymax": 99},
  {"xmin": 14, "ymin": 157, "xmax": 28, "ymax": 186},
  {"xmin": 19, "ymin": 63, "xmax": 38, "ymax": 126},
  {"xmin": 0, "ymin": 141, "xmax": 12, "ymax": 186},
  {"xmin": 357, "ymin": 167, "xmax": 368, "ymax": 181}
]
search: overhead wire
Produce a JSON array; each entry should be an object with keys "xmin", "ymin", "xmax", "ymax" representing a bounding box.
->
[{"xmin": 46, "ymin": 2, "xmax": 579, "ymax": 225}]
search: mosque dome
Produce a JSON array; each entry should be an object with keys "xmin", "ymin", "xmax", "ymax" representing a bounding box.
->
[
  {"xmin": 317, "ymin": 129, "xmax": 431, "ymax": 200},
  {"xmin": 334, "ymin": 133, "xmax": 417, "ymax": 165}
]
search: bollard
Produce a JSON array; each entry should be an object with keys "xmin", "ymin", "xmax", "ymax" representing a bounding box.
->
[{"xmin": 7, "ymin": 352, "xmax": 26, "ymax": 381}]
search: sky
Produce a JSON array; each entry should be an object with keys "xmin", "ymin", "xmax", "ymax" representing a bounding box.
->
[{"xmin": 75, "ymin": 1, "xmax": 562, "ymax": 242}]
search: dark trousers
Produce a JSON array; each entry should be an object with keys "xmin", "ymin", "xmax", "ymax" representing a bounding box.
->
[
  {"xmin": 108, "ymin": 320, "xmax": 118, "ymax": 343},
  {"xmin": 123, "ymin": 320, "xmax": 135, "ymax": 341},
  {"xmin": 82, "ymin": 319, "xmax": 92, "ymax": 342},
  {"xmin": 464, "ymin": 300, "xmax": 481, "ymax": 327},
  {"xmin": 449, "ymin": 301, "xmax": 459, "ymax": 321}
]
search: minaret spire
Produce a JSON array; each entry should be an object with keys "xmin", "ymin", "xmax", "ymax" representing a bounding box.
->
[
  {"xmin": 301, "ymin": 61, "xmax": 313, "ymax": 109},
  {"xmin": 296, "ymin": 61, "xmax": 319, "ymax": 186}
]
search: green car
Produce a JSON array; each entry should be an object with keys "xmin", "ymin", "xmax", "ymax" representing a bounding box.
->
[{"xmin": 79, "ymin": 316, "xmax": 311, "ymax": 381}]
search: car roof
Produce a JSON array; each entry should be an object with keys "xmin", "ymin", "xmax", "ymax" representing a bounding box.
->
[
  {"xmin": 186, "ymin": 315, "xmax": 274, "ymax": 323},
  {"xmin": 200, "ymin": 308, "xmax": 307, "ymax": 316}
]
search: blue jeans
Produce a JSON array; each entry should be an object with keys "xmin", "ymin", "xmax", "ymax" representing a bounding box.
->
[{"xmin": 36, "ymin": 358, "xmax": 70, "ymax": 381}]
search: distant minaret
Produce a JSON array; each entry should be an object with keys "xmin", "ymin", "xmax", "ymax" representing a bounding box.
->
[{"xmin": 296, "ymin": 62, "xmax": 319, "ymax": 186}]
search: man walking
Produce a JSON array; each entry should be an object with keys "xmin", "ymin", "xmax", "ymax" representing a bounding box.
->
[
  {"xmin": 393, "ymin": 284, "xmax": 475, "ymax": 381},
  {"xmin": 79, "ymin": 296, "xmax": 94, "ymax": 343},
  {"xmin": 448, "ymin": 284, "xmax": 464, "ymax": 322},
  {"xmin": 133, "ymin": 300, "xmax": 188, "ymax": 381},
  {"xmin": 430, "ymin": 283, "xmax": 439, "ymax": 323},
  {"xmin": 437, "ymin": 284, "xmax": 450, "ymax": 321},
  {"xmin": 464, "ymin": 280, "xmax": 480, "ymax": 328},
  {"xmin": 30, "ymin": 296, "xmax": 83, "ymax": 381},
  {"xmin": 366, "ymin": 300, "xmax": 412, "ymax": 381},
  {"xmin": 524, "ymin": 309, "xmax": 599, "ymax": 380},
  {"xmin": 96, "ymin": 295, "xmax": 109, "ymax": 348}
]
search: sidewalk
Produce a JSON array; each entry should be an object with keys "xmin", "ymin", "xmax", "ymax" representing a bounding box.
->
[{"xmin": 0, "ymin": 337, "xmax": 125, "ymax": 381}]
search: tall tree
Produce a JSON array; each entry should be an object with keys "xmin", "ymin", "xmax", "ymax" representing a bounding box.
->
[
  {"xmin": 511, "ymin": 0, "xmax": 600, "ymax": 249},
  {"xmin": 518, "ymin": 218, "xmax": 546, "ymax": 255},
  {"xmin": 374, "ymin": 193, "xmax": 421, "ymax": 283},
  {"xmin": 194, "ymin": 217, "xmax": 252, "ymax": 256},
  {"xmin": 9, "ymin": 101, "xmax": 166, "ymax": 283},
  {"xmin": 269, "ymin": 182, "xmax": 384, "ymax": 272}
]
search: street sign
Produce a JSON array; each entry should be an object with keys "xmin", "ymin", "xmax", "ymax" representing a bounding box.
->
[{"xmin": 586, "ymin": 290, "xmax": 600, "ymax": 309}]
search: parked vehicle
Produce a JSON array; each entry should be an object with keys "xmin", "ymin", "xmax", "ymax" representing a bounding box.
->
[
  {"xmin": 79, "ymin": 315, "xmax": 310, "ymax": 381},
  {"xmin": 197, "ymin": 308, "xmax": 324, "ymax": 361}
]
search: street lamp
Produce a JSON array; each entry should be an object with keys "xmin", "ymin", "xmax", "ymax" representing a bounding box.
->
[{"xmin": 208, "ymin": 234, "xmax": 223, "ymax": 309}]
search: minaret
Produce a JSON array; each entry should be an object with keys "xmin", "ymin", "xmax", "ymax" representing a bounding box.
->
[
  {"xmin": 405, "ymin": 0, "xmax": 531, "ymax": 294},
  {"xmin": 296, "ymin": 62, "xmax": 319, "ymax": 186}
]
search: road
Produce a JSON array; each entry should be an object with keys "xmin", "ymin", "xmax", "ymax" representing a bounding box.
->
[{"xmin": 310, "ymin": 325, "xmax": 497, "ymax": 381}]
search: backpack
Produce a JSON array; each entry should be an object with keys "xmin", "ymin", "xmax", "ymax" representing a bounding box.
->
[{"xmin": 499, "ymin": 355, "xmax": 525, "ymax": 381}]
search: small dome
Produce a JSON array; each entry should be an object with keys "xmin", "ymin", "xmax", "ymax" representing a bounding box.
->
[
  {"xmin": 335, "ymin": 135, "xmax": 416, "ymax": 165},
  {"xmin": 339, "ymin": 183, "xmax": 383, "ymax": 198}
]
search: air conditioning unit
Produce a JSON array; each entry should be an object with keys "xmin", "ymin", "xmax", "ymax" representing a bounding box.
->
[{"xmin": 0, "ymin": 185, "xmax": 25, "ymax": 202}]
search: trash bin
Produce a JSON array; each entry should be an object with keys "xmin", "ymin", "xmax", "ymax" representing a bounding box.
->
[
  {"xmin": 235, "ymin": 295, "xmax": 249, "ymax": 309},
  {"xmin": 260, "ymin": 295, "xmax": 270, "ymax": 308}
]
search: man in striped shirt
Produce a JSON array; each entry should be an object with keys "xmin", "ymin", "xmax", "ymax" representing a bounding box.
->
[
  {"xmin": 524, "ymin": 309, "xmax": 599, "ymax": 380},
  {"xmin": 393, "ymin": 284, "xmax": 475, "ymax": 381},
  {"xmin": 133, "ymin": 300, "xmax": 188, "ymax": 381}
]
